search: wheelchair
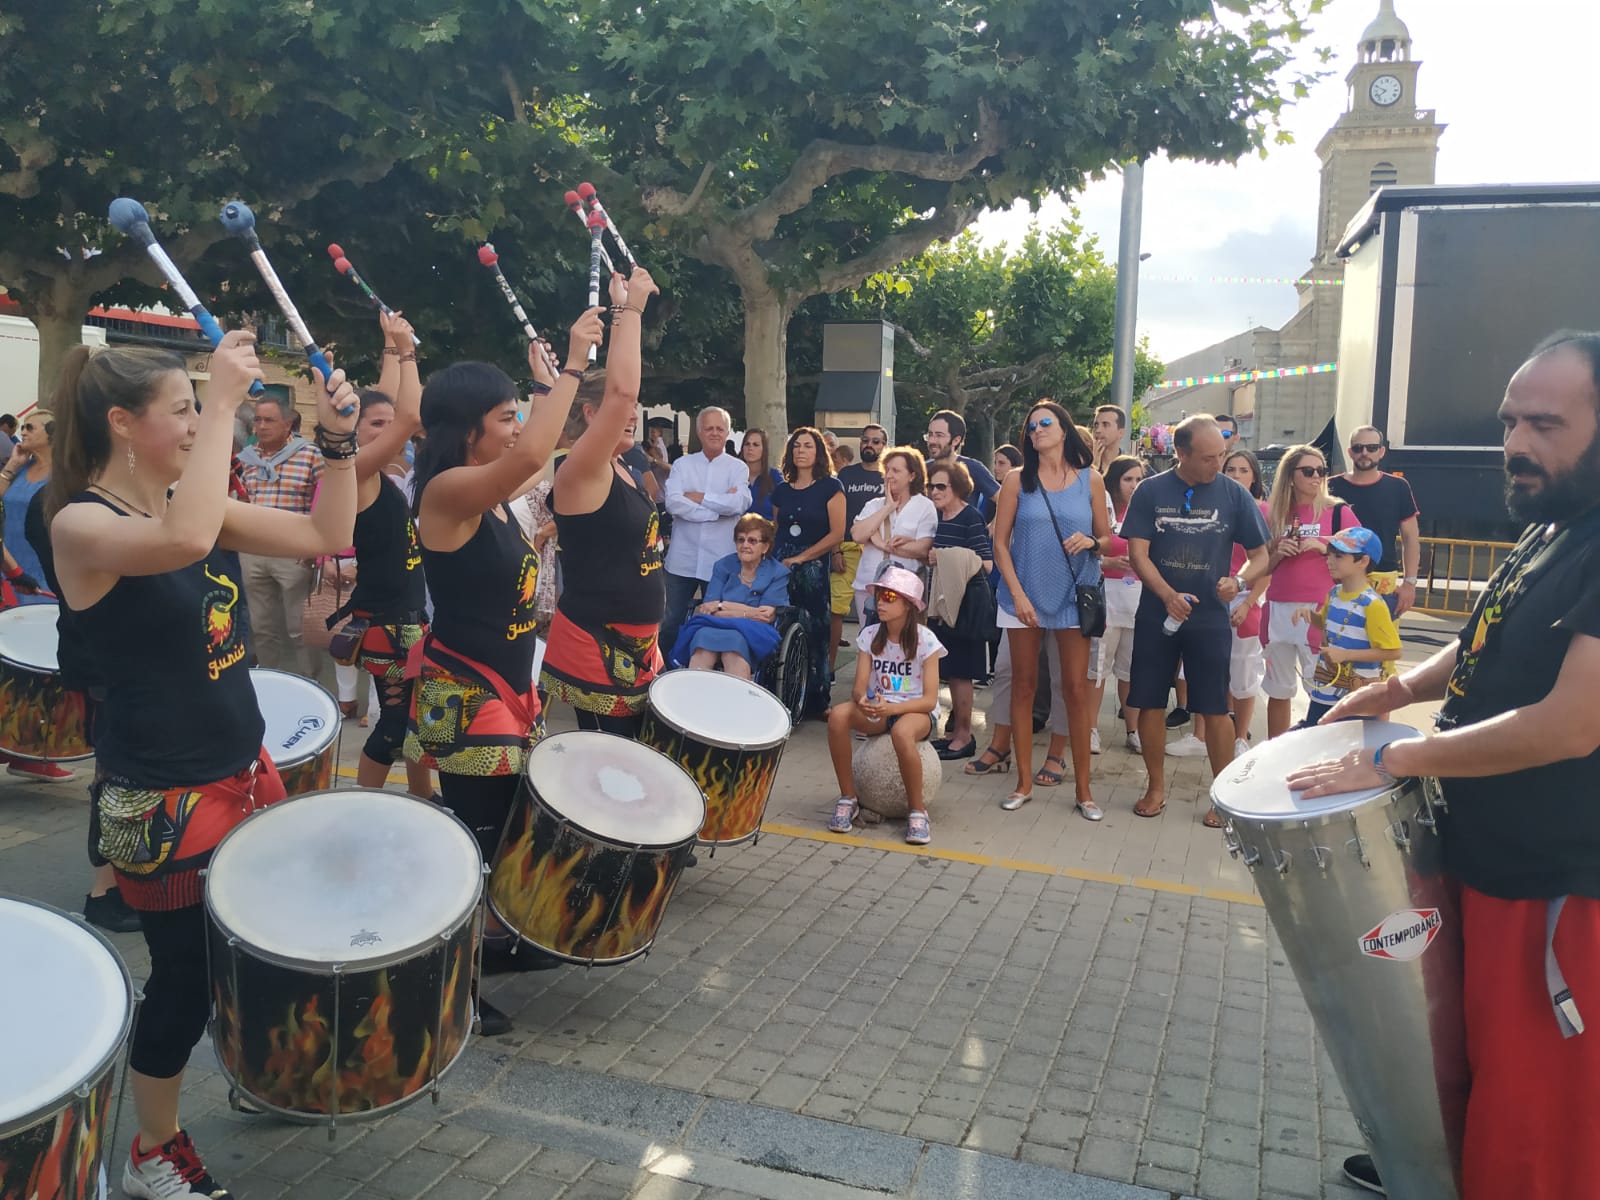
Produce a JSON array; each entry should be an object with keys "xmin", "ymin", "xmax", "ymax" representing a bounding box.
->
[{"xmin": 757, "ymin": 605, "xmax": 810, "ymax": 725}]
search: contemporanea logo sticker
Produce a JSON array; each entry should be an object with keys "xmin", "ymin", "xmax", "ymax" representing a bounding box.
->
[{"xmin": 1359, "ymin": 908, "xmax": 1444, "ymax": 961}]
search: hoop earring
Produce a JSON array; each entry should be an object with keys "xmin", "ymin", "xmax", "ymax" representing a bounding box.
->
[{"xmin": 127, "ymin": 444, "xmax": 136, "ymax": 473}]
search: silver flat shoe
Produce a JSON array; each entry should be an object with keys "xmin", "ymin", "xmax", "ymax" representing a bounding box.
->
[
  {"xmin": 1001, "ymin": 790, "xmax": 1033, "ymax": 812},
  {"xmin": 1076, "ymin": 800, "xmax": 1104, "ymax": 822}
]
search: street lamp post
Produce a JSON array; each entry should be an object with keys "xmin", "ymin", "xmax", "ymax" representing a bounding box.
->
[{"xmin": 1110, "ymin": 160, "xmax": 1146, "ymax": 451}]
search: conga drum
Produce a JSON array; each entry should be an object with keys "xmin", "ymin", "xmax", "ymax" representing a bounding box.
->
[
  {"xmin": 639, "ymin": 669, "xmax": 790, "ymax": 848},
  {"xmin": 0, "ymin": 605, "xmax": 91, "ymax": 762},
  {"xmin": 204, "ymin": 790, "xmax": 482, "ymax": 1127},
  {"xmin": 250, "ymin": 668, "xmax": 341, "ymax": 796},
  {"xmin": 1212, "ymin": 721, "xmax": 1467, "ymax": 1200},
  {"xmin": 489, "ymin": 731, "xmax": 704, "ymax": 966},
  {"xmin": 1, "ymin": 895, "xmax": 134, "ymax": 1199}
]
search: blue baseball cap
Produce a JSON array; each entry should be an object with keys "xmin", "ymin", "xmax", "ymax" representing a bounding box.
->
[{"xmin": 1328, "ymin": 526, "xmax": 1383, "ymax": 561}]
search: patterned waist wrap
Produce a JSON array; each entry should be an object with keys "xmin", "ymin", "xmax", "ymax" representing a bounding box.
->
[
  {"xmin": 404, "ymin": 635, "xmax": 541, "ymax": 777},
  {"xmin": 539, "ymin": 610, "xmax": 662, "ymax": 718},
  {"xmin": 350, "ymin": 611, "xmax": 427, "ymax": 680}
]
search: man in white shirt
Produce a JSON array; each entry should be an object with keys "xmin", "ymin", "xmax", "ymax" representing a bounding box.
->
[{"xmin": 662, "ymin": 407, "xmax": 752, "ymax": 657}]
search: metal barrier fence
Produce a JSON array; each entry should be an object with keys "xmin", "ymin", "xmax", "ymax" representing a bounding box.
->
[{"xmin": 1412, "ymin": 536, "xmax": 1517, "ymax": 618}]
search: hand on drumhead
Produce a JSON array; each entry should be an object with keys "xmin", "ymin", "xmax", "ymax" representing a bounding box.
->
[
  {"xmin": 1285, "ymin": 748, "xmax": 1383, "ymax": 798},
  {"xmin": 1320, "ymin": 674, "xmax": 1413, "ymax": 724}
]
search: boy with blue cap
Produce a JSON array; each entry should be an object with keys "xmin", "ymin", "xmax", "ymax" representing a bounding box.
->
[{"xmin": 1292, "ymin": 526, "xmax": 1403, "ymax": 726}]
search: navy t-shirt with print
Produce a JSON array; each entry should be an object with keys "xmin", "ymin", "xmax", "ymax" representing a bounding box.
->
[{"xmin": 1120, "ymin": 469, "xmax": 1268, "ymax": 624}]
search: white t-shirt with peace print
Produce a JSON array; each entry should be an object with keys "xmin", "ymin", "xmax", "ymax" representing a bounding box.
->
[{"xmin": 856, "ymin": 623, "xmax": 948, "ymax": 722}]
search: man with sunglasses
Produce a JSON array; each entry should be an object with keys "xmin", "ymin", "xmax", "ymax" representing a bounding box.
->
[
  {"xmin": 1212, "ymin": 413, "xmax": 1239, "ymax": 442},
  {"xmin": 832, "ymin": 424, "xmax": 888, "ymax": 654},
  {"xmin": 1329, "ymin": 426, "xmax": 1421, "ymax": 616},
  {"xmin": 925, "ymin": 410, "xmax": 1000, "ymax": 519}
]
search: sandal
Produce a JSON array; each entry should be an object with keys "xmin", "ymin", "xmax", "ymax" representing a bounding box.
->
[
  {"xmin": 905, "ymin": 812, "xmax": 931, "ymax": 845},
  {"xmin": 1033, "ymin": 755, "xmax": 1067, "ymax": 787},
  {"xmin": 1133, "ymin": 795, "xmax": 1167, "ymax": 819},
  {"xmin": 964, "ymin": 746, "xmax": 1012, "ymax": 776},
  {"xmin": 827, "ymin": 797, "xmax": 860, "ymax": 833},
  {"xmin": 1202, "ymin": 807, "xmax": 1226, "ymax": 829}
]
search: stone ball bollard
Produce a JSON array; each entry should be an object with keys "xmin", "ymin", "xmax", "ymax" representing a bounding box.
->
[{"xmin": 852, "ymin": 735, "xmax": 941, "ymax": 819}]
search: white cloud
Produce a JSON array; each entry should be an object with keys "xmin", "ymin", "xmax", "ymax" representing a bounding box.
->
[{"xmin": 975, "ymin": 0, "xmax": 1600, "ymax": 364}]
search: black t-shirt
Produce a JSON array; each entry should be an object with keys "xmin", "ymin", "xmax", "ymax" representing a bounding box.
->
[
  {"xmin": 1436, "ymin": 516, "xmax": 1600, "ymax": 899},
  {"xmin": 835, "ymin": 463, "xmax": 885, "ymax": 530},
  {"xmin": 1120, "ymin": 469, "xmax": 1268, "ymax": 624},
  {"xmin": 1328, "ymin": 473, "xmax": 1418, "ymax": 574}
]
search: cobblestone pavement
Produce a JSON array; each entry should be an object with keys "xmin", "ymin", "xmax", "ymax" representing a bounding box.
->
[{"xmin": 1, "ymin": 616, "xmax": 1462, "ymax": 1197}]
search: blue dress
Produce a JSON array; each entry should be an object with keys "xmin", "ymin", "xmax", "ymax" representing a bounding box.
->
[
  {"xmin": 3, "ymin": 471, "xmax": 51, "ymax": 605},
  {"xmin": 997, "ymin": 469, "xmax": 1101, "ymax": 630},
  {"xmin": 744, "ymin": 469, "xmax": 784, "ymax": 520},
  {"xmin": 685, "ymin": 555, "xmax": 791, "ymax": 665}
]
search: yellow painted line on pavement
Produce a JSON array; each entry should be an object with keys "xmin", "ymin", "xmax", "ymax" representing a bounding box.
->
[{"xmin": 331, "ymin": 769, "xmax": 1263, "ymax": 907}]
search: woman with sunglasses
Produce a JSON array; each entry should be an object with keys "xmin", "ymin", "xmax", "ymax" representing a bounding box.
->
[
  {"xmin": 992, "ymin": 400, "xmax": 1111, "ymax": 819},
  {"xmin": 1261, "ymin": 444, "xmax": 1350, "ymax": 738},
  {"xmin": 0, "ymin": 413, "xmax": 55, "ymax": 605},
  {"xmin": 925, "ymin": 459, "xmax": 993, "ymax": 759},
  {"xmin": 680, "ymin": 514, "xmax": 789, "ymax": 678}
]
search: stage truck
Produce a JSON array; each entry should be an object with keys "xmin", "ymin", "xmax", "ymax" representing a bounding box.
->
[{"xmin": 1334, "ymin": 182, "xmax": 1600, "ymax": 541}]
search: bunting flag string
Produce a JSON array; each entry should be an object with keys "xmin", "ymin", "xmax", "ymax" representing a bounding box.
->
[
  {"xmin": 1142, "ymin": 275, "xmax": 1344, "ymax": 287},
  {"xmin": 1152, "ymin": 362, "xmax": 1337, "ymax": 392}
]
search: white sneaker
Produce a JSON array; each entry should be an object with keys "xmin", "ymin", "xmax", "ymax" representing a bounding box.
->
[
  {"xmin": 1125, "ymin": 730, "xmax": 1142, "ymax": 754},
  {"xmin": 123, "ymin": 1130, "xmax": 233, "ymax": 1198},
  {"xmin": 1234, "ymin": 737, "xmax": 1251, "ymax": 760},
  {"xmin": 1089, "ymin": 728, "xmax": 1102, "ymax": 755},
  {"xmin": 1167, "ymin": 733, "xmax": 1208, "ymax": 758}
]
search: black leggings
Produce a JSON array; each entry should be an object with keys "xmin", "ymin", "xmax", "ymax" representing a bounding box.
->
[
  {"xmin": 437, "ymin": 772, "xmax": 519, "ymax": 864},
  {"xmin": 362, "ymin": 674, "xmax": 414, "ymax": 766},
  {"xmin": 575, "ymin": 709, "xmax": 644, "ymax": 738},
  {"xmin": 130, "ymin": 905, "xmax": 210, "ymax": 1079}
]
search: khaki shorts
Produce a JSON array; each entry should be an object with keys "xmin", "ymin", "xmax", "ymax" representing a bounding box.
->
[{"xmin": 830, "ymin": 542, "xmax": 861, "ymax": 616}]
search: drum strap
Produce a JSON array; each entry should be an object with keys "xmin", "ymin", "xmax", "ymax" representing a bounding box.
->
[{"xmin": 1546, "ymin": 896, "xmax": 1586, "ymax": 1039}]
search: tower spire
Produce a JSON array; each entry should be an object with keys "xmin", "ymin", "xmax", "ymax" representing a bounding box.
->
[{"xmin": 1360, "ymin": 0, "xmax": 1413, "ymax": 63}]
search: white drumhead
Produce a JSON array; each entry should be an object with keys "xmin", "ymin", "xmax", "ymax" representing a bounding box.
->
[
  {"xmin": 526, "ymin": 731, "xmax": 705, "ymax": 847},
  {"xmin": 206, "ymin": 790, "xmax": 482, "ymax": 964},
  {"xmin": 648, "ymin": 669, "xmax": 790, "ymax": 749},
  {"xmin": 0, "ymin": 604, "xmax": 61, "ymax": 672},
  {"xmin": 0, "ymin": 897, "xmax": 131, "ymax": 1127},
  {"xmin": 251, "ymin": 668, "xmax": 340, "ymax": 764},
  {"xmin": 1213, "ymin": 720, "xmax": 1420, "ymax": 822}
]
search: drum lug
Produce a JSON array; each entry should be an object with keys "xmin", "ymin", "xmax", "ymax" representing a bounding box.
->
[
  {"xmin": 1309, "ymin": 844, "xmax": 1332, "ymax": 872},
  {"xmin": 1240, "ymin": 843, "xmax": 1261, "ymax": 869},
  {"xmin": 1388, "ymin": 820, "xmax": 1412, "ymax": 852},
  {"xmin": 1348, "ymin": 836, "xmax": 1371, "ymax": 869},
  {"xmin": 1222, "ymin": 828, "xmax": 1243, "ymax": 859},
  {"xmin": 1271, "ymin": 849, "xmax": 1291, "ymax": 876}
]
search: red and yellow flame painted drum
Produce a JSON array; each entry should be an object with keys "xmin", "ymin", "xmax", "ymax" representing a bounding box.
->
[
  {"xmin": 0, "ymin": 605, "xmax": 91, "ymax": 763},
  {"xmin": 1, "ymin": 896, "xmax": 134, "ymax": 1200},
  {"xmin": 639, "ymin": 670, "xmax": 791, "ymax": 848},
  {"xmin": 204, "ymin": 790, "xmax": 482, "ymax": 1126},
  {"xmin": 489, "ymin": 731, "xmax": 704, "ymax": 966},
  {"xmin": 251, "ymin": 669, "xmax": 341, "ymax": 797}
]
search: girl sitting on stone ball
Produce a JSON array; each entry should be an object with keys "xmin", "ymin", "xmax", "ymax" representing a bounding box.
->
[{"xmin": 825, "ymin": 566, "xmax": 946, "ymax": 845}]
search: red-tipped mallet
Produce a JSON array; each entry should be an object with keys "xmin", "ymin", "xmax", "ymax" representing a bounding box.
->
[
  {"xmin": 585, "ymin": 209, "xmax": 608, "ymax": 364},
  {"xmin": 564, "ymin": 191, "xmax": 615, "ymax": 274},
  {"xmin": 477, "ymin": 244, "xmax": 560, "ymax": 375},
  {"xmin": 327, "ymin": 244, "xmax": 420, "ymax": 345},
  {"xmin": 577, "ymin": 182, "xmax": 639, "ymax": 273}
]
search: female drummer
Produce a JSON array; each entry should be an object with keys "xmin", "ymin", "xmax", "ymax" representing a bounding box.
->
[
  {"xmin": 48, "ymin": 332, "xmax": 357, "ymax": 1200},
  {"xmin": 343, "ymin": 312, "xmax": 433, "ymax": 798},
  {"xmin": 540, "ymin": 267, "xmax": 662, "ymax": 735},
  {"xmin": 405, "ymin": 302, "xmax": 605, "ymax": 1010}
]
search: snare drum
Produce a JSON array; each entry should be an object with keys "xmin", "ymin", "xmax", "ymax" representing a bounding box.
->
[
  {"xmin": 0, "ymin": 605, "xmax": 91, "ymax": 762},
  {"xmin": 489, "ymin": 731, "xmax": 704, "ymax": 965},
  {"xmin": 251, "ymin": 668, "xmax": 340, "ymax": 796},
  {"xmin": 639, "ymin": 669, "xmax": 790, "ymax": 847},
  {"xmin": 204, "ymin": 789, "xmax": 482, "ymax": 1124},
  {"xmin": 1, "ymin": 895, "xmax": 134, "ymax": 1200},
  {"xmin": 1213, "ymin": 721, "xmax": 1467, "ymax": 1199}
]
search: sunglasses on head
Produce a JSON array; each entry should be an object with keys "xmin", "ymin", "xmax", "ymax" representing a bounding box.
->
[
  {"xmin": 1026, "ymin": 415, "xmax": 1056, "ymax": 433},
  {"xmin": 1296, "ymin": 465, "xmax": 1330, "ymax": 478},
  {"xmin": 874, "ymin": 589, "xmax": 905, "ymax": 607},
  {"xmin": 1182, "ymin": 487, "xmax": 1194, "ymax": 515},
  {"xmin": 1350, "ymin": 442, "xmax": 1383, "ymax": 454}
]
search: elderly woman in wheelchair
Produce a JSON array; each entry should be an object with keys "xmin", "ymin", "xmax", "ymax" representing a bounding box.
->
[{"xmin": 672, "ymin": 514, "xmax": 791, "ymax": 680}]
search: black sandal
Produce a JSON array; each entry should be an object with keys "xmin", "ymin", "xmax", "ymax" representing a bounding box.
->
[
  {"xmin": 964, "ymin": 746, "xmax": 1013, "ymax": 776},
  {"xmin": 1033, "ymin": 755, "xmax": 1068, "ymax": 787}
]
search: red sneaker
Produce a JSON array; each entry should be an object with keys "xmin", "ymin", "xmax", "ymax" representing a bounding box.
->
[
  {"xmin": 6, "ymin": 759, "xmax": 75, "ymax": 783},
  {"xmin": 123, "ymin": 1130, "xmax": 233, "ymax": 1198}
]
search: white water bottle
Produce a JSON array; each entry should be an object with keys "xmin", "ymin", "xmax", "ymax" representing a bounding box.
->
[{"xmin": 1163, "ymin": 595, "xmax": 1197, "ymax": 635}]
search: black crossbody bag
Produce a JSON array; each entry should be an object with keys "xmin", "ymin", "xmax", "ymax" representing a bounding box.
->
[{"xmin": 1041, "ymin": 485, "xmax": 1106, "ymax": 638}]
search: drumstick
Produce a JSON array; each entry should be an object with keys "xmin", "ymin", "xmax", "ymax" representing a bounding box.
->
[
  {"xmin": 576, "ymin": 182, "xmax": 639, "ymax": 273},
  {"xmin": 564, "ymin": 191, "xmax": 614, "ymax": 274},
  {"xmin": 476, "ymin": 244, "xmax": 561, "ymax": 376},
  {"xmin": 107, "ymin": 198, "xmax": 264, "ymax": 396},
  {"xmin": 218, "ymin": 201, "xmax": 353, "ymax": 415},
  {"xmin": 326, "ymin": 244, "xmax": 420, "ymax": 345},
  {"xmin": 585, "ymin": 209, "xmax": 605, "ymax": 364}
]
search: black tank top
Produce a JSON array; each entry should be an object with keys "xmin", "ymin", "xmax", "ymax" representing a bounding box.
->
[
  {"xmin": 351, "ymin": 475, "xmax": 426, "ymax": 619},
  {"xmin": 554, "ymin": 468, "xmax": 665, "ymax": 626},
  {"xmin": 65, "ymin": 493, "xmax": 263, "ymax": 786},
  {"xmin": 421, "ymin": 503, "xmax": 539, "ymax": 682}
]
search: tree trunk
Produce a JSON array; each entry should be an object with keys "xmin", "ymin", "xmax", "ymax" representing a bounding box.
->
[
  {"xmin": 30, "ymin": 277, "xmax": 93, "ymax": 410},
  {"xmin": 741, "ymin": 287, "xmax": 791, "ymax": 435}
]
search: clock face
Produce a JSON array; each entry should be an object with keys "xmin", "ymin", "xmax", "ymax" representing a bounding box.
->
[{"xmin": 1369, "ymin": 74, "xmax": 1403, "ymax": 107}]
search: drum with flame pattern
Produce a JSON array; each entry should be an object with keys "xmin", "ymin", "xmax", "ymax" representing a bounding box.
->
[
  {"xmin": 1, "ymin": 896, "xmax": 134, "ymax": 1200},
  {"xmin": 204, "ymin": 790, "xmax": 482, "ymax": 1125},
  {"xmin": 639, "ymin": 670, "xmax": 790, "ymax": 848},
  {"xmin": 489, "ymin": 731, "xmax": 704, "ymax": 965},
  {"xmin": 0, "ymin": 606, "xmax": 92, "ymax": 763}
]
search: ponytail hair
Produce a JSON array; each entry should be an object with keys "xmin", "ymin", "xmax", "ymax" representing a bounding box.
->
[
  {"xmin": 47, "ymin": 345, "xmax": 187, "ymax": 520},
  {"xmin": 410, "ymin": 362, "xmax": 518, "ymax": 517}
]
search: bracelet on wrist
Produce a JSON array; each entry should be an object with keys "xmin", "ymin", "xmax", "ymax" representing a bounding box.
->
[
  {"xmin": 530, "ymin": 382, "xmax": 553, "ymax": 397},
  {"xmin": 561, "ymin": 367, "xmax": 585, "ymax": 381},
  {"xmin": 398, "ymin": 352, "xmax": 417, "ymax": 364},
  {"xmin": 382, "ymin": 347, "xmax": 399, "ymax": 357},
  {"xmin": 313, "ymin": 424, "xmax": 359, "ymax": 461}
]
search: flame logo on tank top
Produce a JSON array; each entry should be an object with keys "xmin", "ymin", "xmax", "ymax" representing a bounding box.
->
[
  {"xmin": 202, "ymin": 564, "xmax": 246, "ymax": 680},
  {"xmin": 404, "ymin": 517, "xmax": 422, "ymax": 573},
  {"xmin": 508, "ymin": 552, "xmax": 539, "ymax": 639},
  {"xmin": 640, "ymin": 508, "xmax": 664, "ymax": 577}
]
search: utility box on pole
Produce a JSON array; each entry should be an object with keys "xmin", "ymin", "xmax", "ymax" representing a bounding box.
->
[{"xmin": 814, "ymin": 321, "xmax": 896, "ymax": 448}]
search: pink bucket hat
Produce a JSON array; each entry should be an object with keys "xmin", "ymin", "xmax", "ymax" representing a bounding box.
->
[{"xmin": 868, "ymin": 566, "xmax": 926, "ymax": 611}]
